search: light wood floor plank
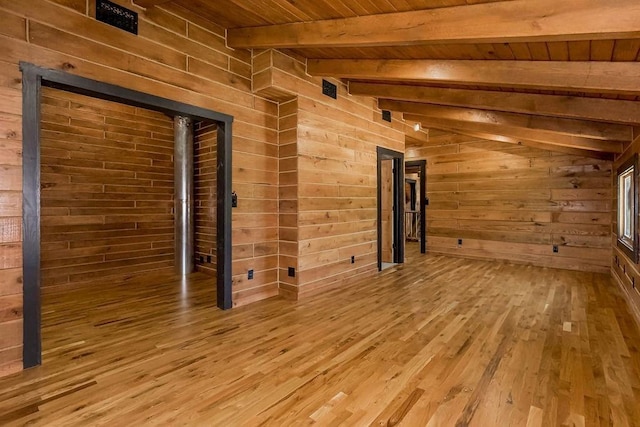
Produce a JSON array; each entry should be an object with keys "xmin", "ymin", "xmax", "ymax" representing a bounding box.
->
[{"xmin": 0, "ymin": 246, "xmax": 639, "ymax": 425}]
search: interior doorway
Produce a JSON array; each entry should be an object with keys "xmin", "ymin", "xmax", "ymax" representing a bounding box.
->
[
  {"xmin": 377, "ymin": 147, "xmax": 404, "ymax": 271},
  {"xmin": 405, "ymin": 160, "xmax": 427, "ymax": 254},
  {"xmin": 21, "ymin": 63, "xmax": 233, "ymax": 369}
]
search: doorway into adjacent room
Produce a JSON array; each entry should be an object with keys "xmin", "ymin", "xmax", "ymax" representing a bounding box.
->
[
  {"xmin": 405, "ymin": 160, "xmax": 426, "ymax": 254},
  {"xmin": 377, "ymin": 147, "xmax": 404, "ymax": 271},
  {"xmin": 20, "ymin": 63, "xmax": 233, "ymax": 369}
]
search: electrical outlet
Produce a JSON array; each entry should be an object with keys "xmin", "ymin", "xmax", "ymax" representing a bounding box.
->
[
  {"xmin": 351, "ymin": 255, "xmax": 355, "ymax": 264},
  {"xmin": 207, "ymin": 255, "xmax": 212, "ymax": 263},
  {"xmin": 288, "ymin": 267, "xmax": 295, "ymax": 277},
  {"xmin": 248, "ymin": 269, "xmax": 254, "ymax": 280},
  {"xmin": 553, "ymin": 245, "xmax": 559, "ymax": 253},
  {"xmin": 199, "ymin": 255, "xmax": 204, "ymax": 263},
  {"xmin": 457, "ymin": 238, "xmax": 463, "ymax": 246}
]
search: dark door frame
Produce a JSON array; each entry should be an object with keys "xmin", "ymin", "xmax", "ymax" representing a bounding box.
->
[
  {"xmin": 20, "ymin": 62, "xmax": 234, "ymax": 369},
  {"xmin": 376, "ymin": 147, "xmax": 404, "ymax": 271},
  {"xmin": 405, "ymin": 160, "xmax": 427, "ymax": 254},
  {"xmin": 406, "ymin": 178, "xmax": 416, "ymax": 211}
]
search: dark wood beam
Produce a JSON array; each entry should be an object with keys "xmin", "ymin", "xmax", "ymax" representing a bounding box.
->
[
  {"xmin": 350, "ymin": 82, "xmax": 640, "ymax": 125},
  {"xmin": 227, "ymin": 0, "xmax": 640, "ymax": 49},
  {"xmin": 309, "ymin": 60, "xmax": 640, "ymax": 95}
]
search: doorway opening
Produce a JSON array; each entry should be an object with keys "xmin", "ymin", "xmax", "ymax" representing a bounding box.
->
[
  {"xmin": 405, "ymin": 160, "xmax": 427, "ymax": 254},
  {"xmin": 377, "ymin": 147, "xmax": 404, "ymax": 271},
  {"xmin": 21, "ymin": 63, "xmax": 233, "ymax": 369}
]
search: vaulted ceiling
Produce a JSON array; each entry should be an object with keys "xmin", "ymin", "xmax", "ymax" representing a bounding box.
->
[{"xmin": 137, "ymin": 0, "xmax": 640, "ymax": 159}]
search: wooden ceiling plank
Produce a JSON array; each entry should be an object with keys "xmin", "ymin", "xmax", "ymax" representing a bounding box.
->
[
  {"xmin": 134, "ymin": 0, "xmax": 174, "ymax": 8},
  {"xmin": 227, "ymin": 0, "xmax": 640, "ymax": 49},
  {"xmin": 404, "ymin": 113, "xmax": 623, "ymax": 153},
  {"xmin": 350, "ymin": 82, "xmax": 640, "ymax": 125},
  {"xmin": 379, "ymin": 99, "xmax": 632, "ymax": 141},
  {"xmin": 433, "ymin": 127, "xmax": 614, "ymax": 160},
  {"xmin": 311, "ymin": 59, "xmax": 640, "ymax": 95}
]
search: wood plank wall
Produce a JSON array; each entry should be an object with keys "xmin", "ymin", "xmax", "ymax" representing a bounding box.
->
[
  {"xmin": 0, "ymin": 0, "xmax": 621, "ymax": 378},
  {"xmin": 249, "ymin": 49, "xmax": 407, "ymax": 299},
  {"xmin": 230, "ymin": 124, "xmax": 279, "ymax": 305},
  {"xmin": 258, "ymin": 50, "xmax": 406, "ymax": 298},
  {"xmin": 194, "ymin": 122, "xmax": 217, "ymax": 276},
  {"xmin": 612, "ymin": 135, "xmax": 640, "ymax": 326},
  {"xmin": 40, "ymin": 87, "xmax": 175, "ymax": 289},
  {"xmin": 0, "ymin": 0, "xmax": 282, "ymax": 376},
  {"xmin": 406, "ymin": 134, "xmax": 612, "ymax": 274},
  {"xmin": 278, "ymin": 98, "xmax": 298, "ymax": 298},
  {"xmin": 295, "ymin": 85, "xmax": 405, "ymax": 297},
  {"xmin": 0, "ymin": 63, "xmax": 22, "ymax": 376}
]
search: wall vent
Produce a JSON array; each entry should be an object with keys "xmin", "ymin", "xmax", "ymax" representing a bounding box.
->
[
  {"xmin": 322, "ymin": 79, "xmax": 337, "ymax": 99},
  {"xmin": 96, "ymin": 0, "xmax": 138, "ymax": 35}
]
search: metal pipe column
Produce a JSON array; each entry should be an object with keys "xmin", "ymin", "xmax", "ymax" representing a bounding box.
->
[{"xmin": 174, "ymin": 116, "xmax": 194, "ymax": 275}]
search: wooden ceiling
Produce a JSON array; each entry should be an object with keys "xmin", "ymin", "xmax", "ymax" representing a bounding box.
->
[{"xmin": 138, "ymin": 0, "xmax": 640, "ymax": 159}]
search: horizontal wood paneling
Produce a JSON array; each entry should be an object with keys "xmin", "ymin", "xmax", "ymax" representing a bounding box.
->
[
  {"xmin": 254, "ymin": 49, "xmax": 406, "ymax": 299},
  {"xmin": 278, "ymin": 98, "xmax": 298, "ymax": 298},
  {"xmin": 612, "ymin": 135, "xmax": 640, "ymax": 327},
  {"xmin": 292, "ymin": 60, "xmax": 405, "ymax": 298},
  {"xmin": 0, "ymin": 0, "xmax": 283, "ymax": 375},
  {"xmin": 0, "ymin": 50, "xmax": 25, "ymax": 376},
  {"xmin": 194, "ymin": 121, "xmax": 217, "ymax": 276},
  {"xmin": 407, "ymin": 135, "xmax": 612, "ymax": 273},
  {"xmin": 40, "ymin": 87, "xmax": 175, "ymax": 288}
]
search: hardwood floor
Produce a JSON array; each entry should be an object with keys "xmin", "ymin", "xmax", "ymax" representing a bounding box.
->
[{"xmin": 1, "ymin": 247, "xmax": 639, "ymax": 426}]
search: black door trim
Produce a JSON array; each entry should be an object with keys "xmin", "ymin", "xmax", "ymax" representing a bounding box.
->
[
  {"xmin": 405, "ymin": 160, "xmax": 427, "ymax": 254},
  {"xmin": 20, "ymin": 62, "xmax": 234, "ymax": 369},
  {"xmin": 376, "ymin": 147, "xmax": 404, "ymax": 271}
]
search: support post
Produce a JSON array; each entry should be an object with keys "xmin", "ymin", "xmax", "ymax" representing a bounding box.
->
[{"xmin": 174, "ymin": 116, "xmax": 194, "ymax": 275}]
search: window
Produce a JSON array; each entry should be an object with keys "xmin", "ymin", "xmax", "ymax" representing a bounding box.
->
[{"xmin": 617, "ymin": 155, "xmax": 638, "ymax": 262}]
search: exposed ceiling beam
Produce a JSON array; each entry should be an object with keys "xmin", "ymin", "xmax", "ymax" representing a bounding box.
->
[
  {"xmin": 404, "ymin": 113, "xmax": 623, "ymax": 153},
  {"xmin": 133, "ymin": 0, "xmax": 173, "ymax": 8},
  {"xmin": 403, "ymin": 122, "xmax": 430, "ymax": 147},
  {"xmin": 429, "ymin": 128, "xmax": 614, "ymax": 161},
  {"xmin": 227, "ymin": 0, "xmax": 640, "ymax": 49},
  {"xmin": 350, "ymin": 82, "xmax": 640, "ymax": 125},
  {"xmin": 379, "ymin": 99, "xmax": 632, "ymax": 141},
  {"xmin": 308, "ymin": 60, "xmax": 640, "ymax": 95}
]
